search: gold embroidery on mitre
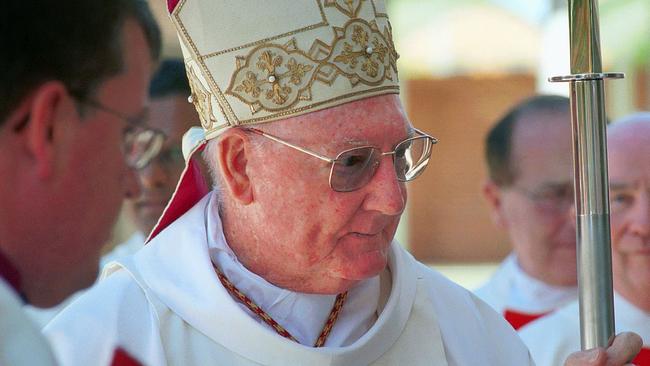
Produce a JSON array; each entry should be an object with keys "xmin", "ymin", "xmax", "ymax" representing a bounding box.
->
[
  {"xmin": 227, "ymin": 43, "xmax": 319, "ymax": 113},
  {"xmin": 186, "ymin": 65, "xmax": 219, "ymax": 131},
  {"xmin": 384, "ymin": 20, "xmax": 399, "ymax": 77},
  {"xmin": 370, "ymin": 0, "xmax": 388, "ymax": 18},
  {"xmin": 324, "ymin": 0, "xmax": 364, "ymax": 19},
  {"xmin": 330, "ymin": 19, "xmax": 393, "ymax": 86}
]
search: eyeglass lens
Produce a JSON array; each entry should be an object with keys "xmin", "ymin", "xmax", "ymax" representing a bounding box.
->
[
  {"xmin": 124, "ymin": 128, "xmax": 165, "ymax": 169},
  {"xmin": 330, "ymin": 147, "xmax": 380, "ymax": 192},
  {"xmin": 396, "ymin": 136, "xmax": 431, "ymax": 181},
  {"xmin": 329, "ymin": 136, "xmax": 432, "ymax": 192}
]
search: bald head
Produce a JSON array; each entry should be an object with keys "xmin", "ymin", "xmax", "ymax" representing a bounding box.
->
[
  {"xmin": 606, "ymin": 112, "xmax": 650, "ymax": 312},
  {"xmin": 608, "ymin": 112, "xmax": 650, "ymax": 154}
]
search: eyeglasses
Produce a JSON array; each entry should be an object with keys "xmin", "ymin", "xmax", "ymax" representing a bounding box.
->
[
  {"xmin": 509, "ymin": 184, "xmax": 575, "ymax": 211},
  {"xmin": 143, "ymin": 146, "xmax": 185, "ymax": 170},
  {"xmin": 244, "ymin": 127, "xmax": 438, "ymax": 192},
  {"xmin": 77, "ymin": 98, "xmax": 166, "ymax": 170}
]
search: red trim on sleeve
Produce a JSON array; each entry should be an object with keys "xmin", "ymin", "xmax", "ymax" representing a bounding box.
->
[
  {"xmin": 110, "ymin": 348, "xmax": 141, "ymax": 366},
  {"xmin": 504, "ymin": 309, "xmax": 550, "ymax": 330},
  {"xmin": 633, "ymin": 347, "xmax": 650, "ymax": 365}
]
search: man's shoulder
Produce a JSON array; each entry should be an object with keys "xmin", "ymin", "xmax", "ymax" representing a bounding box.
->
[
  {"xmin": 403, "ymin": 256, "xmax": 533, "ymax": 365},
  {"xmin": 44, "ymin": 269, "xmax": 148, "ymax": 334},
  {"xmin": 406, "ymin": 255, "xmax": 513, "ymax": 334},
  {"xmin": 43, "ymin": 269, "xmax": 158, "ymax": 366},
  {"xmin": 0, "ymin": 280, "xmax": 58, "ymax": 365}
]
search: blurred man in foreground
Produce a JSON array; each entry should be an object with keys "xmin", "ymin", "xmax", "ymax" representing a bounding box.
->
[
  {"xmin": 102, "ymin": 59, "xmax": 199, "ymax": 266},
  {"xmin": 0, "ymin": 0, "xmax": 160, "ymax": 364},
  {"xmin": 477, "ymin": 95, "xmax": 578, "ymax": 329},
  {"xmin": 44, "ymin": 1, "xmax": 640, "ymax": 365},
  {"xmin": 25, "ymin": 59, "xmax": 197, "ymax": 330},
  {"xmin": 521, "ymin": 113, "xmax": 650, "ymax": 365}
]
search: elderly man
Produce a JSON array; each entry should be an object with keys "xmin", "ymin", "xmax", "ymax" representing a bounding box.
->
[
  {"xmin": 44, "ymin": 1, "xmax": 640, "ymax": 365},
  {"xmin": 0, "ymin": 0, "xmax": 161, "ymax": 364},
  {"xmin": 102, "ymin": 59, "xmax": 199, "ymax": 266},
  {"xmin": 477, "ymin": 95, "xmax": 578, "ymax": 329},
  {"xmin": 520, "ymin": 114, "xmax": 650, "ymax": 365}
]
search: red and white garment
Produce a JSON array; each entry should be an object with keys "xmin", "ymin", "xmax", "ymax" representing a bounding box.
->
[
  {"xmin": 474, "ymin": 253, "xmax": 577, "ymax": 329},
  {"xmin": 520, "ymin": 293, "xmax": 650, "ymax": 366}
]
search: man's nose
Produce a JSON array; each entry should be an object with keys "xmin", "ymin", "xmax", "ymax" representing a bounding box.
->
[{"xmin": 362, "ymin": 156, "xmax": 406, "ymax": 216}]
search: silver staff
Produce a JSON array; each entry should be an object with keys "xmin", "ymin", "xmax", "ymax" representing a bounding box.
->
[{"xmin": 549, "ymin": 0, "xmax": 624, "ymax": 350}]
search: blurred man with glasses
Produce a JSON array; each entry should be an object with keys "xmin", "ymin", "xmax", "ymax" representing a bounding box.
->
[
  {"xmin": 0, "ymin": 0, "xmax": 160, "ymax": 364},
  {"xmin": 521, "ymin": 113, "xmax": 650, "ymax": 366},
  {"xmin": 44, "ymin": 2, "xmax": 640, "ymax": 365},
  {"xmin": 476, "ymin": 95, "xmax": 578, "ymax": 329},
  {"xmin": 25, "ymin": 60, "xmax": 194, "ymax": 330},
  {"xmin": 101, "ymin": 59, "xmax": 199, "ymax": 267}
]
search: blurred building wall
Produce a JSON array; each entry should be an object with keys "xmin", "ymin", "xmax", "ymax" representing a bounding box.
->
[{"xmin": 404, "ymin": 74, "xmax": 535, "ymax": 262}]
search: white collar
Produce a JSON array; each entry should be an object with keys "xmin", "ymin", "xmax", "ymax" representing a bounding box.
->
[
  {"xmin": 504, "ymin": 254, "xmax": 577, "ymax": 312},
  {"xmin": 613, "ymin": 292, "xmax": 650, "ymax": 339},
  {"xmin": 205, "ymin": 194, "xmax": 380, "ymax": 347}
]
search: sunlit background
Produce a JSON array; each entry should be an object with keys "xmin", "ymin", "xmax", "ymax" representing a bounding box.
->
[{"xmin": 113, "ymin": 0, "xmax": 649, "ymax": 289}]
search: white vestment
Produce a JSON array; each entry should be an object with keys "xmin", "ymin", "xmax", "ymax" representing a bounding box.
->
[
  {"xmin": 45, "ymin": 194, "xmax": 533, "ymax": 366},
  {"xmin": 0, "ymin": 279, "xmax": 57, "ymax": 365},
  {"xmin": 474, "ymin": 253, "xmax": 576, "ymax": 327},
  {"xmin": 100, "ymin": 231, "xmax": 146, "ymax": 270},
  {"xmin": 520, "ymin": 293, "xmax": 650, "ymax": 366}
]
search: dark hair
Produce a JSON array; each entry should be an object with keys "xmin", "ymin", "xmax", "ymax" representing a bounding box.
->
[
  {"xmin": 485, "ymin": 95, "xmax": 570, "ymax": 186},
  {"xmin": 149, "ymin": 59, "xmax": 191, "ymax": 99},
  {"xmin": 0, "ymin": 0, "xmax": 161, "ymax": 123}
]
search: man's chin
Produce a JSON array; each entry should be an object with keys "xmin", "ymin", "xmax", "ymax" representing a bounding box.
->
[{"xmin": 345, "ymin": 250, "xmax": 389, "ymax": 281}]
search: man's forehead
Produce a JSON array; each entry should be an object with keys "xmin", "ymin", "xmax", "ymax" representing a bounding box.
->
[
  {"xmin": 608, "ymin": 130, "xmax": 650, "ymax": 170},
  {"xmin": 514, "ymin": 112, "xmax": 572, "ymax": 145},
  {"xmin": 270, "ymin": 95, "xmax": 410, "ymax": 138}
]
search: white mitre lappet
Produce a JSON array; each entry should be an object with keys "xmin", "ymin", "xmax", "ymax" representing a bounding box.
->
[{"xmin": 150, "ymin": 0, "xmax": 401, "ymax": 239}]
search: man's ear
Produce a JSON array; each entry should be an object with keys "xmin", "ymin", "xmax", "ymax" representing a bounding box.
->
[
  {"xmin": 216, "ymin": 130, "xmax": 254, "ymax": 204},
  {"xmin": 482, "ymin": 179, "xmax": 507, "ymax": 229},
  {"xmin": 23, "ymin": 82, "xmax": 71, "ymax": 179}
]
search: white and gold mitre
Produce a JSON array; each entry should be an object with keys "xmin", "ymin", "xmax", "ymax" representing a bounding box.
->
[{"xmin": 168, "ymin": 0, "xmax": 400, "ymax": 139}]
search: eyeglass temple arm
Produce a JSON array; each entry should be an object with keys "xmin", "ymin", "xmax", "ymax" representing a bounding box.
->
[{"xmin": 245, "ymin": 128, "xmax": 334, "ymax": 163}]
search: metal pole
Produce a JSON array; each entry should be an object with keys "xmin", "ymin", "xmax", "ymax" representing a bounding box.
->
[{"xmin": 549, "ymin": 0, "xmax": 623, "ymax": 350}]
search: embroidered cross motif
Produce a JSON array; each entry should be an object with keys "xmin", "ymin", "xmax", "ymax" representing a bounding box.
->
[{"xmin": 229, "ymin": 44, "xmax": 319, "ymax": 113}]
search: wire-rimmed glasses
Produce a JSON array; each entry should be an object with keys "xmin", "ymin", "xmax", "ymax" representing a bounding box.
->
[
  {"xmin": 77, "ymin": 98, "xmax": 166, "ymax": 170},
  {"xmin": 245, "ymin": 127, "xmax": 438, "ymax": 192},
  {"xmin": 509, "ymin": 184, "xmax": 575, "ymax": 212}
]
